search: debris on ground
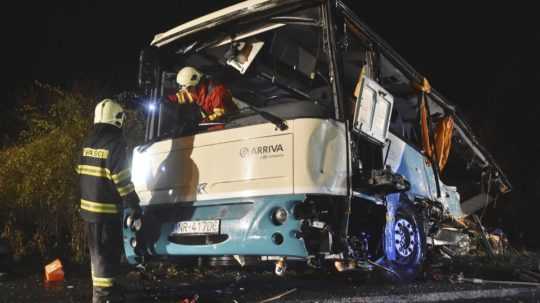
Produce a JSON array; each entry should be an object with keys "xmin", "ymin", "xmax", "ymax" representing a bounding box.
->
[
  {"xmin": 516, "ymin": 268, "xmax": 540, "ymax": 283},
  {"xmin": 471, "ymin": 215, "xmax": 495, "ymax": 258},
  {"xmin": 425, "ymin": 218, "xmax": 540, "ymax": 289},
  {"xmin": 487, "ymin": 228, "xmax": 510, "ymax": 255},
  {"xmin": 256, "ymin": 288, "xmax": 297, "ymax": 303},
  {"xmin": 450, "ymin": 272, "xmax": 540, "ymax": 287},
  {"xmin": 44, "ymin": 259, "xmax": 64, "ymax": 282},
  {"xmin": 334, "ymin": 260, "xmax": 357, "ymax": 272},
  {"xmin": 178, "ymin": 294, "xmax": 199, "ymax": 303},
  {"xmin": 433, "ymin": 216, "xmax": 511, "ymax": 260}
]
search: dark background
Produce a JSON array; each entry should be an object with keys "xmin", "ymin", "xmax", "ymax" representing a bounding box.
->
[{"xmin": 3, "ymin": 1, "xmax": 539, "ymax": 248}]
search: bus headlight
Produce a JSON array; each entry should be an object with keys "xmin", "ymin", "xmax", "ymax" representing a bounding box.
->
[{"xmin": 272, "ymin": 208, "xmax": 288, "ymax": 225}]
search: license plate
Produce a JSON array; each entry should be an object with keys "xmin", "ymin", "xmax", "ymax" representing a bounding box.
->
[{"xmin": 172, "ymin": 220, "xmax": 220, "ymax": 235}]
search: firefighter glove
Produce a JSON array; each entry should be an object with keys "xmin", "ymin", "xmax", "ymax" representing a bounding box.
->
[{"xmin": 125, "ymin": 206, "xmax": 143, "ymax": 232}]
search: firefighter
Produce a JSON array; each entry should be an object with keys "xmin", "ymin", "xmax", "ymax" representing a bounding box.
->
[
  {"xmin": 77, "ymin": 99, "xmax": 141, "ymax": 303},
  {"xmin": 167, "ymin": 66, "xmax": 237, "ymax": 123}
]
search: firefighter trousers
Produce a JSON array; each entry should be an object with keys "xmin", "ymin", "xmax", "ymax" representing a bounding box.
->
[{"xmin": 86, "ymin": 220, "xmax": 123, "ymax": 303}]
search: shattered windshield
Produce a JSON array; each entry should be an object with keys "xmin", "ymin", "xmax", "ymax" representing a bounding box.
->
[{"xmin": 156, "ymin": 6, "xmax": 333, "ymax": 132}]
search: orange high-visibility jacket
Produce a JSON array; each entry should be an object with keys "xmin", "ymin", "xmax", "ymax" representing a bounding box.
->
[{"xmin": 168, "ymin": 80, "xmax": 237, "ymax": 121}]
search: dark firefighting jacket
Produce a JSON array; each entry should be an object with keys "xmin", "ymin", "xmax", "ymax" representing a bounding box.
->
[{"xmin": 77, "ymin": 124, "xmax": 140, "ymax": 222}]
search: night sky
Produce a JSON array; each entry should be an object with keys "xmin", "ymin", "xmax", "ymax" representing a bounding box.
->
[{"xmin": 4, "ymin": 1, "xmax": 540, "ymax": 247}]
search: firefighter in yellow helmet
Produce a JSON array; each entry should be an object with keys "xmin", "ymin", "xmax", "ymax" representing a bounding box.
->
[{"xmin": 77, "ymin": 99, "xmax": 141, "ymax": 303}]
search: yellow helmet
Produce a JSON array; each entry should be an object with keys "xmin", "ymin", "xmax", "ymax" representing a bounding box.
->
[
  {"xmin": 94, "ymin": 99, "xmax": 125, "ymax": 128},
  {"xmin": 176, "ymin": 66, "xmax": 203, "ymax": 88}
]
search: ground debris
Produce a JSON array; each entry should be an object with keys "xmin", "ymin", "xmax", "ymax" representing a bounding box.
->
[
  {"xmin": 450, "ymin": 272, "xmax": 540, "ymax": 287},
  {"xmin": 44, "ymin": 258, "xmax": 64, "ymax": 282},
  {"xmin": 425, "ymin": 247, "xmax": 540, "ymax": 289},
  {"xmin": 178, "ymin": 294, "xmax": 199, "ymax": 303},
  {"xmin": 516, "ymin": 268, "xmax": 540, "ymax": 283},
  {"xmin": 256, "ymin": 288, "xmax": 297, "ymax": 303}
]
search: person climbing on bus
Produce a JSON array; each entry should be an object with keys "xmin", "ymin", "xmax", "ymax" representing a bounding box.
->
[{"xmin": 167, "ymin": 66, "xmax": 238, "ymax": 123}]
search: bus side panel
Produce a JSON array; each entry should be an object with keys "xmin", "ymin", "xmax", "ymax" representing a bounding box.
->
[{"xmin": 384, "ymin": 133, "xmax": 433, "ymax": 200}]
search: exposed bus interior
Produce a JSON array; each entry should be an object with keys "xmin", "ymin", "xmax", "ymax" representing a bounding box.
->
[
  {"xmin": 147, "ymin": 5, "xmax": 336, "ymax": 140},
  {"xmin": 339, "ymin": 16, "xmax": 500, "ymax": 212}
]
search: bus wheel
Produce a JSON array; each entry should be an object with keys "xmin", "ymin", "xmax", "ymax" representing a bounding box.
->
[{"xmin": 380, "ymin": 203, "xmax": 426, "ymax": 282}]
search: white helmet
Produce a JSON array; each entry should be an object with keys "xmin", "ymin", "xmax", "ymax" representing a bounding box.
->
[
  {"xmin": 176, "ymin": 66, "xmax": 203, "ymax": 88},
  {"xmin": 94, "ymin": 99, "xmax": 125, "ymax": 128}
]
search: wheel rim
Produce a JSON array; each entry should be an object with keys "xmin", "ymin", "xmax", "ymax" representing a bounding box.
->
[{"xmin": 394, "ymin": 218, "xmax": 416, "ymax": 258}]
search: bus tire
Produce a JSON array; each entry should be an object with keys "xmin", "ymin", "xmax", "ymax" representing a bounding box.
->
[{"xmin": 380, "ymin": 203, "xmax": 426, "ymax": 282}]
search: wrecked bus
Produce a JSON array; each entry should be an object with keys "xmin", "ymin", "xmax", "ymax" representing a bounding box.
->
[{"xmin": 125, "ymin": 0, "xmax": 511, "ymax": 281}]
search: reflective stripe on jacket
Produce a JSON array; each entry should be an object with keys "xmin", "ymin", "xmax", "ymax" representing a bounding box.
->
[{"xmin": 77, "ymin": 124, "xmax": 139, "ymax": 222}]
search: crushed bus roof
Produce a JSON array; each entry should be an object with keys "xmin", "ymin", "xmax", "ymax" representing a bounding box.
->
[{"xmin": 151, "ymin": 0, "xmax": 306, "ymax": 47}]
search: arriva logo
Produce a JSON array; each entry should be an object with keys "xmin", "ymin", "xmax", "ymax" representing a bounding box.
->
[{"xmin": 239, "ymin": 144, "xmax": 285, "ymax": 158}]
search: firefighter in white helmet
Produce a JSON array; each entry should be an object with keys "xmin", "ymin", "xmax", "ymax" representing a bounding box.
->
[
  {"xmin": 77, "ymin": 99, "xmax": 142, "ymax": 303},
  {"xmin": 167, "ymin": 66, "xmax": 237, "ymax": 125}
]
